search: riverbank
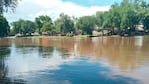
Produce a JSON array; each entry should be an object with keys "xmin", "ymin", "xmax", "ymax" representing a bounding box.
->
[
  {"xmin": 5, "ymin": 34, "xmax": 147, "ymax": 39},
  {"xmin": 6, "ymin": 35, "xmax": 89, "ymax": 39}
]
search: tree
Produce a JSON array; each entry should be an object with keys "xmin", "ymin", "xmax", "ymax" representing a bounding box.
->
[
  {"xmin": 23, "ymin": 20, "xmax": 36, "ymax": 34},
  {"xmin": 54, "ymin": 19, "xmax": 61, "ymax": 33},
  {"xmin": 40, "ymin": 22, "xmax": 53, "ymax": 32},
  {"xmin": 0, "ymin": 0, "xmax": 19, "ymax": 15},
  {"xmin": 136, "ymin": 1, "xmax": 149, "ymax": 30},
  {"xmin": 11, "ymin": 20, "xmax": 21, "ymax": 34},
  {"xmin": 11, "ymin": 19, "xmax": 35, "ymax": 35},
  {"xmin": 76, "ymin": 16, "xmax": 96, "ymax": 35},
  {"xmin": 35, "ymin": 15, "xmax": 53, "ymax": 32},
  {"xmin": 102, "ymin": 11, "xmax": 113, "ymax": 28},
  {"xmin": 0, "ymin": 16, "xmax": 9, "ymax": 37},
  {"xmin": 54, "ymin": 13, "xmax": 74, "ymax": 35},
  {"xmin": 99, "ymin": 0, "xmax": 148, "ymax": 34},
  {"xmin": 95, "ymin": 11, "xmax": 104, "ymax": 28},
  {"xmin": 119, "ymin": 0, "xmax": 139, "ymax": 31}
]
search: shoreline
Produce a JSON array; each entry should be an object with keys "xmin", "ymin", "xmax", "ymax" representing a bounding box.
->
[
  {"xmin": 4, "ymin": 34, "xmax": 148, "ymax": 39},
  {"xmin": 5, "ymin": 35, "xmax": 89, "ymax": 39}
]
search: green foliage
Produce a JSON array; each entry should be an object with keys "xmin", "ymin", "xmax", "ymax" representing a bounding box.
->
[
  {"xmin": 0, "ymin": 16, "xmax": 9, "ymax": 37},
  {"xmin": 54, "ymin": 13, "xmax": 74, "ymax": 34},
  {"xmin": 95, "ymin": 11, "xmax": 104, "ymax": 27},
  {"xmin": 76, "ymin": 16, "xmax": 96, "ymax": 35},
  {"xmin": 5, "ymin": 0, "xmax": 149, "ymax": 36},
  {"xmin": 11, "ymin": 19, "xmax": 35, "ymax": 35},
  {"xmin": 35, "ymin": 15, "xmax": 53, "ymax": 32},
  {"xmin": 40, "ymin": 22, "xmax": 53, "ymax": 32},
  {"xmin": 136, "ymin": 1, "xmax": 149, "ymax": 29},
  {"xmin": 95, "ymin": 0, "xmax": 149, "ymax": 34},
  {"xmin": 0, "ymin": 0, "xmax": 19, "ymax": 15}
]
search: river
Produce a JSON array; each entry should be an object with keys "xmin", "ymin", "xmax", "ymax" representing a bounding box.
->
[{"xmin": 0, "ymin": 36, "xmax": 149, "ymax": 84}]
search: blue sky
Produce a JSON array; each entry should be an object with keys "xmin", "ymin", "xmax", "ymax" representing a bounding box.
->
[
  {"xmin": 62, "ymin": 0, "xmax": 122, "ymax": 6},
  {"xmin": 4, "ymin": 0, "xmax": 122, "ymax": 22}
]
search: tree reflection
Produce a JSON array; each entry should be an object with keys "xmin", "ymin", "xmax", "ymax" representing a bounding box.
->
[
  {"xmin": 0, "ymin": 47, "xmax": 26, "ymax": 84},
  {"xmin": 74, "ymin": 37, "xmax": 149, "ymax": 71},
  {"xmin": 56, "ymin": 48, "xmax": 71, "ymax": 59},
  {"xmin": 38, "ymin": 46, "xmax": 54, "ymax": 58},
  {"xmin": 38, "ymin": 46, "xmax": 71, "ymax": 59},
  {"xmin": 0, "ymin": 47, "xmax": 9, "ymax": 83},
  {"xmin": 38, "ymin": 37, "xmax": 149, "ymax": 71},
  {"xmin": 1, "ymin": 37, "xmax": 149, "ymax": 74}
]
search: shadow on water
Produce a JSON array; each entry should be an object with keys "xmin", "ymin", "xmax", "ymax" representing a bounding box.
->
[
  {"xmin": 0, "ymin": 47, "xmax": 26, "ymax": 84},
  {"xmin": 25, "ymin": 58, "xmax": 140, "ymax": 84}
]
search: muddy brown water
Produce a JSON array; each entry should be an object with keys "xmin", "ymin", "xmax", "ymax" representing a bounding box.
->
[{"xmin": 0, "ymin": 36, "xmax": 149, "ymax": 84}]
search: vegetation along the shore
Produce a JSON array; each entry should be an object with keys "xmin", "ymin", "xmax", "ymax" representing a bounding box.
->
[{"xmin": 1, "ymin": 0, "xmax": 149, "ymax": 37}]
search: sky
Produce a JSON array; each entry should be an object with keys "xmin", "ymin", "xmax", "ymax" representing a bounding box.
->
[{"xmin": 4, "ymin": 0, "xmax": 122, "ymax": 23}]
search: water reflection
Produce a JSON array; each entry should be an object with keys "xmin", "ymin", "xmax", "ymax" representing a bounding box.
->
[
  {"xmin": 0, "ymin": 47, "xmax": 9, "ymax": 83},
  {"xmin": 23, "ymin": 58, "xmax": 140, "ymax": 84},
  {"xmin": 6, "ymin": 46, "xmax": 75, "ymax": 79},
  {"xmin": 0, "ymin": 36, "xmax": 149, "ymax": 84},
  {"xmin": 37, "ymin": 37, "xmax": 149, "ymax": 72},
  {"xmin": 1, "ymin": 46, "xmax": 141, "ymax": 84},
  {"xmin": 38, "ymin": 47, "xmax": 54, "ymax": 58},
  {"xmin": 0, "ymin": 47, "xmax": 26, "ymax": 84}
]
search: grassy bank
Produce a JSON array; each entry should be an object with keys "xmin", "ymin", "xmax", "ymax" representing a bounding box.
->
[
  {"xmin": 6, "ymin": 35, "xmax": 123, "ymax": 39},
  {"xmin": 26, "ymin": 35, "xmax": 89, "ymax": 39}
]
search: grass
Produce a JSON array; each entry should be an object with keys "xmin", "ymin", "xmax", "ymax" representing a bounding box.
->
[{"xmin": 27, "ymin": 35, "xmax": 89, "ymax": 39}]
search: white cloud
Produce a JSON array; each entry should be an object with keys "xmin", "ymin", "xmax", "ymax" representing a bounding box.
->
[{"xmin": 4, "ymin": 0, "xmax": 110, "ymax": 22}]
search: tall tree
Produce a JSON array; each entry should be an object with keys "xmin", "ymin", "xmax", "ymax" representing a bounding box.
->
[
  {"xmin": 40, "ymin": 22, "xmax": 53, "ymax": 32},
  {"xmin": 0, "ymin": 16, "xmax": 9, "ymax": 37},
  {"xmin": 35, "ymin": 15, "xmax": 53, "ymax": 32},
  {"xmin": 76, "ymin": 16, "xmax": 96, "ymax": 35},
  {"xmin": 54, "ymin": 13, "xmax": 74, "ymax": 34},
  {"xmin": 95, "ymin": 11, "xmax": 104, "ymax": 28},
  {"xmin": 136, "ymin": 1, "xmax": 149, "ymax": 30}
]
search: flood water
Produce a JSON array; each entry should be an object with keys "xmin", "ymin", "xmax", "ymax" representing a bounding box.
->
[{"xmin": 0, "ymin": 36, "xmax": 149, "ymax": 84}]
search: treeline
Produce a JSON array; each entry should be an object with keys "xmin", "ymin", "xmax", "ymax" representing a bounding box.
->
[{"xmin": 1, "ymin": 0, "xmax": 149, "ymax": 37}]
